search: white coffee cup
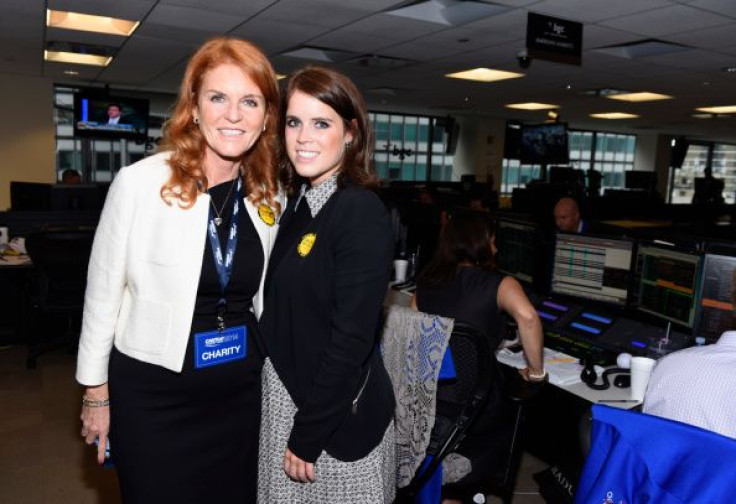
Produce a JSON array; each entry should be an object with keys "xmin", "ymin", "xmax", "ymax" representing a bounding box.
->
[
  {"xmin": 394, "ymin": 259, "xmax": 409, "ymax": 283},
  {"xmin": 0, "ymin": 227, "xmax": 8, "ymax": 245},
  {"xmin": 630, "ymin": 356, "xmax": 656, "ymax": 401}
]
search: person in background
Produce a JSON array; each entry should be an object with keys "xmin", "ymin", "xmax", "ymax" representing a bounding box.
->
[
  {"xmin": 76, "ymin": 37, "xmax": 283, "ymax": 503},
  {"xmin": 61, "ymin": 168, "xmax": 82, "ymax": 184},
  {"xmin": 643, "ymin": 330, "xmax": 736, "ymax": 439},
  {"xmin": 257, "ymin": 65, "xmax": 395, "ymax": 503},
  {"xmin": 411, "ymin": 210, "xmax": 545, "ymax": 503},
  {"xmin": 553, "ymin": 196, "xmax": 584, "ymax": 233}
]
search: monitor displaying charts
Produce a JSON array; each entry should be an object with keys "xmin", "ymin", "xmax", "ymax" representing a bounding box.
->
[
  {"xmin": 695, "ymin": 253, "xmax": 736, "ymax": 342},
  {"xmin": 495, "ymin": 218, "xmax": 537, "ymax": 284},
  {"xmin": 632, "ymin": 245, "xmax": 702, "ymax": 328},
  {"xmin": 551, "ymin": 233, "xmax": 633, "ymax": 307}
]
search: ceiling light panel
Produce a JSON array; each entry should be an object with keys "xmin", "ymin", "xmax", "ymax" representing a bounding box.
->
[
  {"xmin": 607, "ymin": 92, "xmax": 673, "ymax": 102},
  {"xmin": 47, "ymin": 9, "xmax": 140, "ymax": 36},
  {"xmin": 446, "ymin": 68, "xmax": 523, "ymax": 82},
  {"xmin": 696, "ymin": 105, "xmax": 736, "ymax": 114},
  {"xmin": 590, "ymin": 112, "xmax": 640, "ymax": 119},
  {"xmin": 44, "ymin": 50, "xmax": 112, "ymax": 67},
  {"xmin": 506, "ymin": 102, "xmax": 559, "ymax": 110}
]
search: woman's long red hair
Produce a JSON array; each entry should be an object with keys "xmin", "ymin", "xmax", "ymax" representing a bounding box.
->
[{"xmin": 160, "ymin": 37, "xmax": 280, "ymax": 211}]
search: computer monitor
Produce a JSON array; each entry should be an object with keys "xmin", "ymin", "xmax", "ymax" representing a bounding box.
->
[
  {"xmin": 632, "ymin": 244, "xmax": 702, "ymax": 328},
  {"xmin": 10, "ymin": 181, "xmax": 52, "ymax": 211},
  {"xmin": 550, "ymin": 233, "xmax": 633, "ymax": 307},
  {"xmin": 625, "ymin": 171, "xmax": 657, "ymax": 191},
  {"xmin": 695, "ymin": 252, "xmax": 736, "ymax": 342},
  {"xmin": 50, "ymin": 185, "xmax": 102, "ymax": 212},
  {"xmin": 495, "ymin": 218, "xmax": 537, "ymax": 284}
]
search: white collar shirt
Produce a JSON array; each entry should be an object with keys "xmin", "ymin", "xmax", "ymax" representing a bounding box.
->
[{"xmin": 643, "ymin": 330, "xmax": 736, "ymax": 439}]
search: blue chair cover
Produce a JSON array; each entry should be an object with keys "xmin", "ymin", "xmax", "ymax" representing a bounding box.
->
[{"xmin": 576, "ymin": 405, "xmax": 736, "ymax": 503}]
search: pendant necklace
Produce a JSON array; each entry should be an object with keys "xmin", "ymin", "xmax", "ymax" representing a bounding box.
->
[{"xmin": 210, "ymin": 175, "xmax": 239, "ymax": 227}]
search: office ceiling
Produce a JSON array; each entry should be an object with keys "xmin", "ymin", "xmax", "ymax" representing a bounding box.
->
[{"xmin": 3, "ymin": 0, "xmax": 736, "ymax": 142}]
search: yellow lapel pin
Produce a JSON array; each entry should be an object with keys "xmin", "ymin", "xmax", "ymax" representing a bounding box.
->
[
  {"xmin": 257, "ymin": 204, "xmax": 276, "ymax": 226},
  {"xmin": 297, "ymin": 233, "xmax": 316, "ymax": 257}
]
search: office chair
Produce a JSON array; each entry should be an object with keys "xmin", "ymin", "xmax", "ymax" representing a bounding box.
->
[
  {"xmin": 384, "ymin": 305, "xmax": 535, "ymax": 504},
  {"xmin": 576, "ymin": 405, "xmax": 736, "ymax": 503},
  {"xmin": 24, "ymin": 227, "xmax": 94, "ymax": 369}
]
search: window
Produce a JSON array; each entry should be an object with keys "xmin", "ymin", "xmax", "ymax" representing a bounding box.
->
[
  {"xmin": 369, "ymin": 112, "xmax": 454, "ymax": 182},
  {"xmin": 501, "ymin": 129, "xmax": 637, "ymax": 195},
  {"xmin": 670, "ymin": 142, "xmax": 735, "ymax": 204}
]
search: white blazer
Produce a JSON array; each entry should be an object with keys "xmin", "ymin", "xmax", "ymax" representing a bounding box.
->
[{"xmin": 76, "ymin": 152, "xmax": 284, "ymax": 386}]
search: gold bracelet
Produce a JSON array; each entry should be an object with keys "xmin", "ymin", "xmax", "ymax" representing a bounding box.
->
[{"xmin": 82, "ymin": 396, "xmax": 110, "ymax": 407}]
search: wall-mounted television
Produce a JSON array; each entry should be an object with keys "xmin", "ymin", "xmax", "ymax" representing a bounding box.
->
[
  {"xmin": 519, "ymin": 123, "xmax": 569, "ymax": 165},
  {"xmin": 73, "ymin": 90, "xmax": 149, "ymax": 140}
]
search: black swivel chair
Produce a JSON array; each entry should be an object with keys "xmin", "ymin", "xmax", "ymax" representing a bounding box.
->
[
  {"xmin": 24, "ymin": 228, "xmax": 94, "ymax": 369},
  {"xmin": 397, "ymin": 321, "xmax": 541, "ymax": 504}
]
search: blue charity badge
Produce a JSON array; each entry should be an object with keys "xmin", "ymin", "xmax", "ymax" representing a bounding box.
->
[{"xmin": 194, "ymin": 325, "xmax": 247, "ymax": 369}]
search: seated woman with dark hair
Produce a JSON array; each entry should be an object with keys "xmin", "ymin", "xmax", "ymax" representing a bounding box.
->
[{"xmin": 410, "ymin": 210, "xmax": 544, "ymax": 503}]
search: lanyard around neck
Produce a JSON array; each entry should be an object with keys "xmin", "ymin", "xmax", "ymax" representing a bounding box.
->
[{"xmin": 206, "ymin": 176, "xmax": 242, "ymax": 330}]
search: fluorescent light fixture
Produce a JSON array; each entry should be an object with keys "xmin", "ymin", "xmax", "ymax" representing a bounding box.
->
[
  {"xmin": 696, "ymin": 105, "xmax": 736, "ymax": 114},
  {"xmin": 276, "ymin": 73, "xmax": 286, "ymax": 80},
  {"xmin": 505, "ymin": 102, "xmax": 558, "ymax": 110},
  {"xmin": 47, "ymin": 9, "xmax": 139, "ymax": 36},
  {"xmin": 446, "ymin": 68, "xmax": 523, "ymax": 83},
  {"xmin": 44, "ymin": 50, "xmax": 112, "ymax": 67},
  {"xmin": 607, "ymin": 92, "xmax": 673, "ymax": 102},
  {"xmin": 590, "ymin": 112, "xmax": 640, "ymax": 119}
]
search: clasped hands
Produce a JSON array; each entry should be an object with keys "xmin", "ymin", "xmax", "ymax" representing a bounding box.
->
[{"xmin": 283, "ymin": 448, "xmax": 316, "ymax": 483}]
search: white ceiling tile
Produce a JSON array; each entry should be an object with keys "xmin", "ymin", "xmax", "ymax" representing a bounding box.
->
[
  {"xmin": 230, "ymin": 19, "xmax": 329, "ymax": 54},
  {"xmin": 145, "ymin": 4, "xmax": 247, "ymax": 32},
  {"xmin": 158, "ymin": 0, "xmax": 277, "ymax": 17},
  {"xmin": 687, "ymin": 0, "xmax": 736, "ymax": 17},
  {"xmin": 48, "ymin": 0, "xmax": 155, "ymax": 20},
  {"xmin": 528, "ymin": 0, "xmax": 673, "ymax": 23},
  {"xmin": 600, "ymin": 4, "xmax": 730, "ymax": 37}
]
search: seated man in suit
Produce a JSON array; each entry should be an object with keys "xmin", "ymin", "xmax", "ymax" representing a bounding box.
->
[{"xmin": 643, "ymin": 330, "xmax": 736, "ymax": 439}]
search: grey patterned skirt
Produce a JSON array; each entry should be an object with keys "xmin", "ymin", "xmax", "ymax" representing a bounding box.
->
[{"xmin": 258, "ymin": 359, "xmax": 396, "ymax": 503}]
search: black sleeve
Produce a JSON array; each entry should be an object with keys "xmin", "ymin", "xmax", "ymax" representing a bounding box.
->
[{"xmin": 287, "ymin": 190, "xmax": 393, "ymax": 462}]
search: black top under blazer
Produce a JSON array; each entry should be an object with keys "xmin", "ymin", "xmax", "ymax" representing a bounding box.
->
[{"xmin": 259, "ymin": 185, "xmax": 395, "ymax": 463}]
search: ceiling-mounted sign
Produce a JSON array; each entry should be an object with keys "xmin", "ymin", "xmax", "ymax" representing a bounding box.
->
[{"xmin": 526, "ymin": 12, "xmax": 583, "ymax": 66}]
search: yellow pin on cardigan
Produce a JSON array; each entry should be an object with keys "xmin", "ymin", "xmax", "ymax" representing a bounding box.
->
[{"xmin": 297, "ymin": 233, "xmax": 317, "ymax": 257}]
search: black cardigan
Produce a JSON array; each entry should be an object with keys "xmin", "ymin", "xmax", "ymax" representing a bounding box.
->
[{"xmin": 259, "ymin": 185, "xmax": 395, "ymax": 463}]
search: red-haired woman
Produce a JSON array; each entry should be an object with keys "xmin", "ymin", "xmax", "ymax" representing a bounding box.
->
[{"xmin": 76, "ymin": 37, "xmax": 283, "ymax": 502}]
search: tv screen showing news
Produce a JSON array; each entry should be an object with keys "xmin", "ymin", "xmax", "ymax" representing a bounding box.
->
[
  {"xmin": 519, "ymin": 123, "xmax": 569, "ymax": 165},
  {"xmin": 74, "ymin": 91, "xmax": 149, "ymax": 140}
]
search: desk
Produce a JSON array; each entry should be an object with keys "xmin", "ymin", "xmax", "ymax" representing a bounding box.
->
[{"xmin": 0, "ymin": 255, "xmax": 33, "ymax": 344}]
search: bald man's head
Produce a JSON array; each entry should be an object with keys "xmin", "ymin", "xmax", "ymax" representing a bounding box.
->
[{"xmin": 554, "ymin": 197, "xmax": 581, "ymax": 233}]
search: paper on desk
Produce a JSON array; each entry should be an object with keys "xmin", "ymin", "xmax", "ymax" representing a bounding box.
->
[{"xmin": 496, "ymin": 347, "xmax": 588, "ymax": 386}]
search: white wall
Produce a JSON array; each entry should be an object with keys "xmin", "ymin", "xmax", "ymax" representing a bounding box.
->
[{"xmin": 0, "ymin": 74, "xmax": 55, "ymax": 210}]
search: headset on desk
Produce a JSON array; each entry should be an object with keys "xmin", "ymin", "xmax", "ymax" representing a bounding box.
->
[{"xmin": 580, "ymin": 356, "xmax": 630, "ymax": 390}]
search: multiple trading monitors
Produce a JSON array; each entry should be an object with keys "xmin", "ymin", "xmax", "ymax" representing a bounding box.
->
[
  {"xmin": 551, "ymin": 233, "xmax": 633, "ymax": 307},
  {"xmin": 546, "ymin": 234, "xmax": 735, "ymax": 343}
]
